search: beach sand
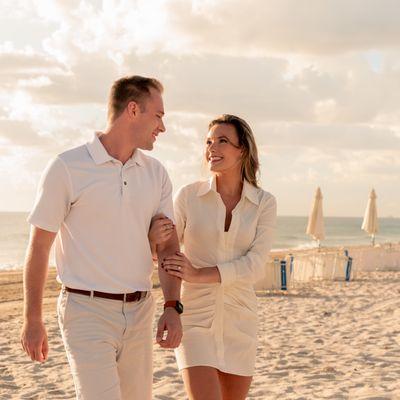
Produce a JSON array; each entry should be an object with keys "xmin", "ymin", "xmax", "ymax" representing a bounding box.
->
[{"xmin": 1, "ymin": 268, "xmax": 399, "ymax": 399}]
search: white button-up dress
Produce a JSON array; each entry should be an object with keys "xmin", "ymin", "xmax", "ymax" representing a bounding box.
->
[{"xmin": 174, "ymin": 177, "xmax": 277, "ymax": 376}]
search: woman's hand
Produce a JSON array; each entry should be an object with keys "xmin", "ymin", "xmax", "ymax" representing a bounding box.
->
[
  {"xmin": 162, "ymin": 252, "xmax": 201, "ymax": 283},
  {"xmin": 148, "ymin": 214, "xmax": 174, "ymax": 246}
]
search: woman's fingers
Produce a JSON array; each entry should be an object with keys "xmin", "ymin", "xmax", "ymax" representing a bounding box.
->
[
  {"xmin": 166, "ymin": 269, "xmax": 183, "ymax": 279},
  {"xmin": 151, "ymin": 213, "xmax": 166, "ymax": 223},
  {"xmin": 164, "ymin": 253, "xmax": 183, "ymax": 261},
  {"xmin": 159, "ymin": 217, "xmax": 174, "ymax": 226},
  {"xmin": 152, "ymin": 217, "xmax": 173, "ymax": 230},
  {"xmin": 150, "ymin": 222, "xmax": 174, "ymax": 244},
  {"xmin": 163, "ymin": 256, "xmax": 183, "ymax": 263},
  {"xmin": 161, "ymin": 231, "xmax": 173, "ymax": 240},
  {"xmin": 155, "ymin": 225, "xmax": 174, "ymax": 237},
  {"xmin": 161, "ymin": 259, "xmax": 185, "ymax": 268},
  {"xmin": 165, "ymin": 264, "xmax": 183, "ymax": 272}
]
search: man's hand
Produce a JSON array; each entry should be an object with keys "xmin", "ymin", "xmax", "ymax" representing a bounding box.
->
[
  {"xmin": 156, "ymin": 308, "xmax": 182, "ymax": 348},
  {"xmin": 21, "ymin": 226, "xmax": 55, "ymax": 363},
  {"xmin": 20, "ymin": 319, "xmax": 48, "ymax": 362}
]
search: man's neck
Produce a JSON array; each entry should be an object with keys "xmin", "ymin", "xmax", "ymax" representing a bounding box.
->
[{"xmin": 100, "ymin": 124, "xmax": 138, "ymax": 165}]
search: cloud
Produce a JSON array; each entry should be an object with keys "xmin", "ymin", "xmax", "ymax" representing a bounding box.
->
[
  {"xmin": 0, "ymin": 119, "xmax": 53, "ymax": 146},
  {"xmin": 167, "ymin": 0, "xmax": 400, "ymax": 56},
  {"xmin": 0, "ymin": 45, "xmax": 62, "ymax": 72},
  {"xmin": 0, "ymin": 0, "xmax": 399, "ymax": 216},
  {"xmin": 258, "ymin": 122, "xmax": 400, "ymax": 151},
  {"xmin": 3, "ymin": 48, "xmax": 400, "ymax": 130}
]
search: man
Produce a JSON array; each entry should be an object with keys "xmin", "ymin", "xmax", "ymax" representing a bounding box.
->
[{"xmin": 20, "ymin": 75, "xmax": 183, "ymax": 399}]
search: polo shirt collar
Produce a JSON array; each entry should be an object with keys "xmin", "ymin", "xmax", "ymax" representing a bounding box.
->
[
  {"xmin": 86, "ymin": 132, "xmax": 144, "ymax": 166},
  {"xmin": 130, "ymin": 148, "xmax": 144, "ymax": 166},
  {"xmin": 197, "ymin": 176, "xmax": 260, "ymax": 205}
]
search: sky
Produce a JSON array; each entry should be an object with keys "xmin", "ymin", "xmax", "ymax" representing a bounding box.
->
[{"xmin": 0, "ymin": 0, "xmax": 399, "ymax": 217}]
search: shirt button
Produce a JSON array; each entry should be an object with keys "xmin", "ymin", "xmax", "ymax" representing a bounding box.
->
[{"xmin": 124, "ymin": 181, "xmax": 127, "ymax": 185}]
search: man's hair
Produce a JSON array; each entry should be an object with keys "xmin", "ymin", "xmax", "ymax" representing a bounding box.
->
[
  {"xmin": 108, "ymin": 75, "xmax": 163, "ymax": 122},
  {"xmin": 208, "ymin": 114, "xmax": 260, "ymax": 188}
]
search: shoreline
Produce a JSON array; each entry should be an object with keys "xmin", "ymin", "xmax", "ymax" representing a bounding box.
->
[{"xmin": 2, "ymin": 242, "xmax": 399, "ymax": 273}]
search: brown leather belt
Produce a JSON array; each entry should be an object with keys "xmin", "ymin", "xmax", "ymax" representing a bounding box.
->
[{"xmin": 65, "ymin": 287, "xmax": 148, "ymax": 302}]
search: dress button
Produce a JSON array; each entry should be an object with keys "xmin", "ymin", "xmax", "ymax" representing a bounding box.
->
[{"xmin": 124, "ymin": 181, "xmax": 127, "ymax": 185}]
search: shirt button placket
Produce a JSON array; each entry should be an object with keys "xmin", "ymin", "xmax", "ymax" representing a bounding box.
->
[{"xmin": 119, "ymin": 165, "xmax": 125, "ymax": 197}]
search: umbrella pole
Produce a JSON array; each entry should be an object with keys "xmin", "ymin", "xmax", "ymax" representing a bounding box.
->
[{"xmin": 371, "ymin": 234, "xmax": 375, "ymax": 246}]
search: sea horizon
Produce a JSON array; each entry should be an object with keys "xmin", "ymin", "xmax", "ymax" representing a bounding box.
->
[{"xmin": 1, "ymin": 212, "xmax": 399, "ymax": 271}]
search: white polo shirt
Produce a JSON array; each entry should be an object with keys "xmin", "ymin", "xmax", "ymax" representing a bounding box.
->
[{"xmin": 28, "ymin": 133, "xmax": 174, "ymax": 292}]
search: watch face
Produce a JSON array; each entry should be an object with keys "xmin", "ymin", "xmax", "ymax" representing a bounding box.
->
[{"xmin": 176, "ymin": 301, "xmax": 184, "ymax": 314}]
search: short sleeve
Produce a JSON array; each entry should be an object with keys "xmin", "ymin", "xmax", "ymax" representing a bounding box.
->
[
  {"xmin": 217, "ymin": 194, "xmax": 277, "ymax": 285},
  {"xmin": 173, "ymin": 186, "xmax": 187, "ymax": 244},
  {"xmin": 27, "ymin": 157, "xmax": 72, "ymax": 233},
  {"xmin": 155, "ymin": 166, "xmax": 175, "ymax": 224}
]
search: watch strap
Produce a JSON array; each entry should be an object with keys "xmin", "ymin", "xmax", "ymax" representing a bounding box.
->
[
  {"xmin": 163, "ymin": 300, "xmax": 183, "ymax": 314},
  {"xmin": 164, "ymin": 300, "xmax": 179, "ymax": 309}
]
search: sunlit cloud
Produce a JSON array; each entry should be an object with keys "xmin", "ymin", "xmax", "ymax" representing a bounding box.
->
[{"xmin": 0, "ymin": 0, "xmax": 399, "ymax": 216}]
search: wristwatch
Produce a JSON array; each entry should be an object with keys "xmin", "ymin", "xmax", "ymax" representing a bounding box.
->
[{"xmin": 164, "ymin": 300, "xmax": 184, "ymax": 314}]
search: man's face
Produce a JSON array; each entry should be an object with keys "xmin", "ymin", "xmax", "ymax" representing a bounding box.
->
[{"xmin": 134, "ymin": 89, "xmax": 165, "ymax": 151}]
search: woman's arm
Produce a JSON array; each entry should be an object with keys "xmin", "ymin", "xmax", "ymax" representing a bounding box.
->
[
  {"xmin": 217, "ymin": 195, "xmax": 277, "ymax": 285},
  {"xmin": 162, "ymin": 252, "xmax": 221, "ymax": 283},
  {"xmin": 164, "ymin": 194, "xmax": 277, "ymax": 285}
]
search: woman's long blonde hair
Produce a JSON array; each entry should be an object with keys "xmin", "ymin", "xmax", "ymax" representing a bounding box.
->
[{"xmin": 208, "ymin": 114, "xmax": 260, "ymax": 188}]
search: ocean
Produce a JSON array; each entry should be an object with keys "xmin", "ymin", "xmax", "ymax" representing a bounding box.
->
[{"xmin": 0, "ymin": 212, "xmax": 399, "ymax": 270}]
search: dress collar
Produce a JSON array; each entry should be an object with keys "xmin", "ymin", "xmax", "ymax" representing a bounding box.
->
[{"xmin": 196, "ymin": 175, "xmax": 260, "ymax": 205}]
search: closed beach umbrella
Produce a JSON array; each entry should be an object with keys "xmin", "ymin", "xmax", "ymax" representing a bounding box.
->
[
  {"xmin": 362, "ymin": 189, "xmax": 378, "ymax": 245},
  {"xmin": 306, "ymin": 187, "xmax": 325, "ymax": 246}
]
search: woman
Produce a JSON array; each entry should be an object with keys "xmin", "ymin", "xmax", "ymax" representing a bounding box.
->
[{"xmin": 150, "ymin": 114, "xmax": 276, "ymax": 400}]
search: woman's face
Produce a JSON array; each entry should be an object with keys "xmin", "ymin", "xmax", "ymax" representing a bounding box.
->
[{"xmin": 205, "ymin": 123, "xmax": 243, "ymax": 174}]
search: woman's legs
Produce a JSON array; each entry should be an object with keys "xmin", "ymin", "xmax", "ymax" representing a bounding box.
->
[
  {"xmin": 182, "ymin": 366, "xmax": 223, "ymax": 400},
  {"xmin": 182, "ymin": 366, "xmax": 252, "ymax": 400},
  {"xmin": 218, "ymin": 370, "xmax": 253, "ymax": 400}
]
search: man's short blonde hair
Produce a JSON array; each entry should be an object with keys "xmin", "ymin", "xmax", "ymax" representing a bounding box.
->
[{"xmin": 108, "ymin": 75, "xmax": 163, "ymax": 122}]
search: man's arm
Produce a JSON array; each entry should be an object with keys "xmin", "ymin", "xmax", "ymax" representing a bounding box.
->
[
  {"xmin": 20, "ymin": 226, "xmax": 57, "ymax": 362},
  {"xmin": 155, "ymin": 228, "xmax": 182, "ymax": 348}
]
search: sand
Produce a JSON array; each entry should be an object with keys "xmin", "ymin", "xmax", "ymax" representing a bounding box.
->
[{"xmin": 1, "ymin": 268, "xmax": 399, "ymax": 399}]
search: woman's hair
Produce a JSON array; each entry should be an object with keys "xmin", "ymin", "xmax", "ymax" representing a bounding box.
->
[
  {"xmin": 108, "ymin": 75, "xmax": 163, "ymax": 122},
  {"xmin": 208, "ymin": 114, "xmax": 260, "ymax": 188}
]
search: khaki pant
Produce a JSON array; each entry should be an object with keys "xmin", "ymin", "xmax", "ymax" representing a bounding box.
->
[{"xmin": 57, "ymin": 289, "xmax": 155, "ymax": 400}]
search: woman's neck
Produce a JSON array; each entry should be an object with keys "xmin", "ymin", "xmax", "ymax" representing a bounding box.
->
[{"xmin": 215, "ymin": 172, "xmax": 243, "ymax": 197}]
